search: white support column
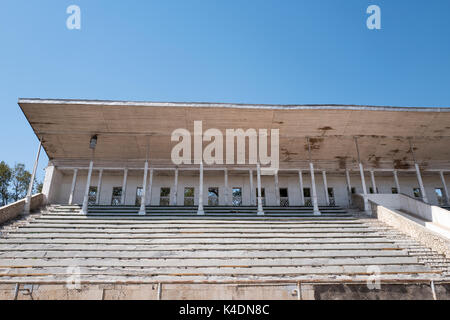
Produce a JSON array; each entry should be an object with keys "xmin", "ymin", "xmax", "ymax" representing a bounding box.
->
[
  {"xmin": 224, "ymin": 168, "xmax": 229, "ymax": 206},
  {"xmin": 121, "ymin": 169, "xmax": 128, "ymax": 205},
  {"xmin": 306, "ymin": 137, "xmax": 320, "ymax": 215},
  {"xmin": 415, "ymin": 163, "xmax": 428, "ymax": 203},
  {"xmin": 257, "ymin": 163, "xmax": 264, "ymax": 215},
  {"xmin": 274, "ymin": 171, "xmax": 280, "ymax": 206},
  {"xmin": 393, "ymin": 170, "xmax": 401, "ymax": 194},
  {"xmin": 139, "ymin": 161, "xmax": 149, "ymax": 215},
  {"xmin": 345, "ymin": 169, "xmax": 352, "ymax": 206},
  {"xmin": 440, "ymin": 171, "xmax": 449, "ymax": 205},
  {"xmin": 249, "ymin": 169, "xmax": 255, "ymax": 206},
  {"xmin": 24, "ymin": 140, "xmax": 42, "ymax": 214},
  {"xmin": 322, "ymin": 171, "xmax": 330, "ymax": 206},
  {"xmin": 409, "ymin": 139, "xmax": 428, "ymax": 203},
  {"xmin": 80, "ymin": 161, "xmax": 94, "ymax": 214},
  {"xmin": 197, "ymin": 163, "xmax": 205, "ymax": 215},
  {"xmin": 68, "ymin": 169, "xmax": 78, "ymax": 205},
  {"xmin": 95, "ymin": 169, "xmax": 103, "ymax": 205},
  {"xmin": 147, "ymin": 168, "xmax": 154, "ymax": 205},
  {"xmin": 310, "ymin": 163, "xmax": 320, "ymax": 215},
  {"xmin": 358, "ymin": 163, "xmax": 369, "ymax": 212},
  {"xmin": 172, "ymin": 168, "xmax": 179, "ymax": 206},
  {"xmin": 298, "ymin": 170, "xmax": 305, "ymax": 206},
  {"xmin": 370, "ymin": 170, "xmax": 377, "ymax": 194},
  {"xmin": 354, "ymin": 137, "xmax": 369, "ymax": 213}
]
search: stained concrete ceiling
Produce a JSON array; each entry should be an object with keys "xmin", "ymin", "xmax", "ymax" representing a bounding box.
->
[{"xmin": 18, "ymin": 99, "xmax": 450, "ymax": 170}]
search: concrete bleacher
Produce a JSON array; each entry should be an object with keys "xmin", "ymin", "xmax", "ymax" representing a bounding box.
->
[
  {"xmin": 86, "ymin": 205, "xmax": 350, "ymax": 217},
  {"xmin": 0, "ymin": 204, "xmax": 450, "ymax": 299}
]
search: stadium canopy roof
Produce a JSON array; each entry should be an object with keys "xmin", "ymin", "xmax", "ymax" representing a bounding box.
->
[{"xmin": 18, "ymin": 98, "xmax": 450, "ymax": 171}]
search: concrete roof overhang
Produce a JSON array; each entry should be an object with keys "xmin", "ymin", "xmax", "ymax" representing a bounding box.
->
[{"xmin": 18, "ymin": 98, "xmax": 450, "ymax": 171}]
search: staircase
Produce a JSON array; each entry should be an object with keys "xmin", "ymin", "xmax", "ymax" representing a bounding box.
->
[
  {"xmin": 86, "ymin": 205, "xmax": 350, "ymax": 217},
  {"xmin": 0, "ymin": 204, "xmax": 449, "ymax": 286}
]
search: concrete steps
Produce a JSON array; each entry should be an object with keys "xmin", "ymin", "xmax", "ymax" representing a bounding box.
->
[
  {"xmin": 52, "ymin": 205, "xmax": 351, "ymax": 217},
  {"xmin": 0, "ymin": 204, "xmax": 449, "ymax": 284}
]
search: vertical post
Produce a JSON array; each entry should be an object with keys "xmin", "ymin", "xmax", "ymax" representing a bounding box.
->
[
  {"xmin": 24, "ymin": 139, "xmax": 42, "ymax": 214},
  {"xmin": 440, "ymin": 171, "xmax": 449, "ymax": 205},
  {"xmin": 307, "ymin": 138, "xmax": 320, "ymax": 215},
  {"xmin": 354, "ymin": 137, "xmax": 369, "ymax": 213},
  {"xmin": 345, "ymin": 169, "xmax": 352, "ymax": 206},
  {"xmin": 298, "ymin": 170, "xmax": 305, "ymax": 206},
  {"xmin": 95, "ymin": 169, "xmax": 103, "ymax": 205},
  {"xmin": 409, "ymin": 140, "xmax": 428, "ymax": 203},
  {"xmin": 80, "ymin": 161, "xmax": 94, "ymax": 214},
  {"xmin": 393, "ymin": 170, "xmax": 401, "ymax": 194},
  {"xmin": 224, "ymin": 168, "xmax": 229, "ymax": 206},
  {"xmin": 249, "ymin": 169, "xmax": 255, "ymax": 206},
  {"xmin": 322, "ymin": 171, "xmax": 330, "ymax": 206},
  {"xmin": 370, "ymin": 170, "xmax": 377, "ymax": 194},
  {"xmin": 310, "ymin": 163, "xmax": 320, "ymax": 215},
  {"xmin": 274, "ymin": 171, "xmax": 280, "ymax": 206},
  {"xmin": 68, "ymin": 169, "xmax": 78, "ymax": 205},
  {"xmin": 197, "ymin": 162, "xmax": 204, "ymax": 215},
  {"xmin": 139, "ymin": 161, "xmax": 149, "ymax": 215},
  {"xmin": 257, "ymin": 163, "xmax": 264, "ymax": 215},
  {"xmin": 415, "ymin": 163, "xmax": 428, "ymax": 203},
  {"xmin": 121, "ymin": 168, "xmax": 128, "ymax": 205},
  {"xmin": 172, "ymin": 168, "xmax": 179, "ymax": 206},
  {"xmin": 147, "ymin": 168, "xmax": 154, "ymax": 205}
]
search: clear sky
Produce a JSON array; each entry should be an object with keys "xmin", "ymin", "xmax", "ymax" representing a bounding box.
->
[{"xmin": 0, "ymin": 0, "xmax": 449, "ymax": 182}]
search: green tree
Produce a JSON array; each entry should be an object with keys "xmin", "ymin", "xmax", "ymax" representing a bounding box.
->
[
  {"xmin": 0, "ymin": 161, "xmax": 12, "ymax": 206},
  {"xmin": 10, "ymin": 163, "xmax": 32, "ymax": 202},
  {"xmin": 35, "ymin": 181, "xmax": 44, "ymax": 194}
]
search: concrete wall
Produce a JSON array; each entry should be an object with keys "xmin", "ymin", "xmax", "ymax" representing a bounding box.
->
[
  {"xmin": 1, "ymin": 282, "xmax": 449, "ymax": 300},
  {"xmin": 0, "ymin": 194, "xmax": 44, "ymax": 225},
  {"xmin": 362, "ymin": 193, "xmax": 450, "ymax": 230},
  {"xmin": 50, "ymin": 168, "xmax": 449, "ymax": 207},
  {"xmin": 370, "ymin": 201, "xmax": 450, "ymax": 258}
]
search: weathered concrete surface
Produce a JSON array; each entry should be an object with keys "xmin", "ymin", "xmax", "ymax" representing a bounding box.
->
[
  {"xmin": 0, "ymin": 194, "xmax": 44, "ymax": 225},
  {"xmin": 17, "ymin": 98, "xmax": 450, "ymax": 171},
  {"xmin": 313, "ymin": 283, "xmax": 450, "ymax": 300},
  {"xmin": 1, "ymin": 283, "xmax": 449, "ymax": 300},
  {"xmin": 371, "ymin": 201, "xmax": 450, "ymax": 258}
]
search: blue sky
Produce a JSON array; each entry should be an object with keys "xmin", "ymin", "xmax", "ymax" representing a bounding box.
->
[{"xmin": 0, "ymin": 0, "xmax": 449, "ymax": 182}]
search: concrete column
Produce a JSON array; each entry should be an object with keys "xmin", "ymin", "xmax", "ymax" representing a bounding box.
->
[
  {"xmin": 359, "ymin": 163, "xmax": 369, "ymax": 212},
  {"xmin": 197, "ymin": 163, "xmax": 205, "ymax": 215},
  {"xmin": 24, "ymin": 140, "xmax": 42, "ymax": 214},
  {"xmin": 80, "ymin": 161, "xmax": 94, "ymax": 214},
  {"xmin": 68, "ymin": 169, "xmax": 78, "ymax": 205},
  {"xmin": 354, "ymin": 137, "xmax": 369, "ymax": 213},
  {"xmin": 298, "ymin": 170, "xmax": 305, "ymax": 206},
  {"xmin": 139, "ymin": 162, "xmax": 149, "ymax": 215},
  {"xmin": 121, "ymin": 169, "xmax": 128, "ymax": 205},
  {"xmin": 309, "ymin": 163, "xmax": 320, "ymax": 215},
  {"xmin": 370, "ymin": 170, "xmax": 377, "ymax": 194},
  {"xmin": 224, "ymin": 168, "xmax": 229, "ymax": 206},
  {"xmin": 257, "ymin": 163, "xmax": 264, "ymax": 215},
  {"xmin": 322, "ymin": 171, "xmax": 329, "ymax": 206},
  {"xmin": 409, "ymin": 140, "xmax": 428, "ymax": 203},
  {"xmin": 249, "ymin": 169, "xmax": 255, "ymax": 206},
  {"xmin": 393, "ymin": 170, "xmax": 401, "ymax": 194},
  {"xmin": 172, "ymin": 168, "xmax": 179, "ymax": 206},
  {"xmin": 345, "ymin": 169, "xmax": 352, "ymax": 206},
  {"xmin": 415, "ymin": 163, "xmax": 428, "ymax": 203},
  {"xmin": 440, "ymin": 171, "xmax": 449, "ymax": 205},
  {"xmin": 147, "ymin": 168, "xmax": 154, "ymax": 205},
  {"xmin": 95, "ymin": 169, "xmax": 103, "ymax": 205},
  {"xmin": 274, "ymin": 171, "xmax": 280, "ymax": 206}
]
